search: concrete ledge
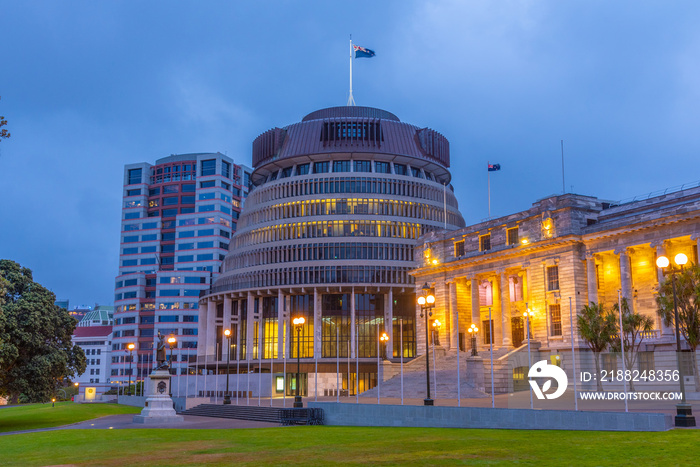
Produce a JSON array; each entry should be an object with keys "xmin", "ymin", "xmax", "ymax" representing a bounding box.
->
[
  {"xmin": 308, "ymin": 402, "xmax": 673, "ymax": 432},
  {"xmin": 133, "ymin": 414, "xmax": 184, "ymax": 424}
]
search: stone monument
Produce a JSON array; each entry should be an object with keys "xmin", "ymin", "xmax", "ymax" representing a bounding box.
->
[{"xmin": 133, "ymin": 332, "xmax": 184, "ymax": 424}]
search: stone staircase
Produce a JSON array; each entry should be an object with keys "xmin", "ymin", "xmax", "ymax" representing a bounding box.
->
[{"xmin": 181, "ymin": 404, "xmax": 284, "ymax": 423}]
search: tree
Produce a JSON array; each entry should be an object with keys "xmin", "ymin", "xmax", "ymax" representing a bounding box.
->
[
  {"xmin": 0, "ymin": 96, "xmax": 9, "ymax": 141},
  {"xmin": 578, "ymin": 302, "xmax": 617, "ymax": 391},
  {"xmin": 0, "ymin": 260, "xmax": 86, "ymax": 403},
  {"xmin": 656, "ymin": 264, "xmax": 700, "ymax": 391},
  {"xmin": 610, "ymin": 298, "xmax": 654, "ymax": 391}
]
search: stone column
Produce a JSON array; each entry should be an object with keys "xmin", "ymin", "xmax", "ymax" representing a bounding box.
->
[
  {"xmin": 500, "ymin": 273, "xmax": 511, "ymax": 346},
  {"xmin": 586, "ymin": 252, "xmax": 598, "ymax": 305},
  {"xmin": 197, "ymin": 299, "xmax": 208, "ymax": 358},
  {"xmin": 258, "ymin": 296, "xmax": 264, "ymax": 361},
  {"xmin": 384, "ymin": 288, "xmax": 394, "ymax": 357},
  {"xmin": 449, "ymin": 282, "xmax": 459, "ymax": 350},
  {"xmin": 205, "ymin": 298, "xmax": 216, "ymax": 360},
  {"xmin": 223, "ymin": 297, "xmax": 232, "ymax": 361},
  {"xmin": 470, "ymin": 278, "xmax": 480, "ymax": 351},
  {"xmin": 234, "ymin": 300, "xmax": 242, "ymax": 361},
  {"xmin": 350, "ymin": 288, "xmax": 356, "ymax": 359},
  {"xmin": 617, "ymin": 248, "xmax": 634, "ymax": 312}
]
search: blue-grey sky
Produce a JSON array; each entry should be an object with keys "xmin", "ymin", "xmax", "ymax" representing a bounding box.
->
[{"xmin": 2, "ymin": 1, "xmax": 699, "ymax": 307}]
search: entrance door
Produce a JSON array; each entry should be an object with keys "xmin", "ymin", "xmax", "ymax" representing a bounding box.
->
[{"xmin": 512, "ymin": 317, "xmax": 524, "ymax": 347}]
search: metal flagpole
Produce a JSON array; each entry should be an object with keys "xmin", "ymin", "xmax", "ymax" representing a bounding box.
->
[
  {"xmin": 270, "ymin": 351, "xmax": 274, "ymax": 407},
  {"xmin": 186, "ymin": 352, "xmax": 190, "ymax": 399},
  {"xmin": 215, "ymin": 344, "xmax": 219, "ymax": 404},
  {"xmin": 356, "ymin": 323, "xmax": 359, "ymax": 404},
  {"xmin": 489, "ymin": 307, "xmax": 495, "ymax": 408},
  {"xmin": 258, "ymin": 351, "xmax": 261, "ymax": 407},
  {"xmin": 247, "ymin": 347, "xmax": 250, "ymax": 406},
  {"xmin": 457, "ymin": 312, "xmax": 461, "ymax": 407},
  {"xmin": 487, "ymin": 162, "xmax": 491, "ymax": 218},
  {"xmin": 236, "ymin": 345, "xmax": 240, "ymax": 405},
  {"xmin": 347, "ymin": 340, "xmax": 350, "ymax": 400},
  {"xmin": 336, "ymin": 325, "xmax": 340, "ymax": 403},
  {"xmin": 526, "ymin": 303, "xmax": 533, "ymax": 410},
  {"xmin": 432, "ymin": 329, "xmax": 437, "ymax": 398},
  {"xmin": 315, "ymin": 336, "xmax": 318, "ymax": 402},
  {"xmin": 561, "ymin": 140, "xmax": 565, "ymax": 194},
  {"xmin": 377, "ymin": 326, "xmax": 380, "ymax": 405},
  {"xmin": 347, "ymin": 36, "xmax": 355, "ymax": 106},
  {"xmin": 400, "ymin": 318, "xmax": 404, "ymax": 405},
  {"xmin": 569, "ymin": 297, "xmax": 578, "ymax": 411},
  {"xmin": 203, "ymin": 355, "xmax": 207, "ymax": 400},
  {"xmin": 283, "ymin": 323, "xmax": 287, "ymax": 407},
  {"xmin": 618, "ymin": 290, "xmax": 628, "ymax": 413}
]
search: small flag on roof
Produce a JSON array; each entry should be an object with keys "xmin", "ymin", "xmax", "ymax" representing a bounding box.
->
[
  {"xmin": 488, "ymin": 163, "xmax": 501, "ymax": 172},
  {"xmin": 353, "ymin": 44, "xmax": 375, "ymax": 58}
]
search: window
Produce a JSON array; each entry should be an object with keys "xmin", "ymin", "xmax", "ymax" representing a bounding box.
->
[
  {"xmin": 128, "ymin": 168, "xmax": 142, "ymax": 185},
  {"xmin": 375, "ymin": 161, "xmax": 390, "ymax": 174},
  {"xmin": 602, "ymin": 353, "xmax": 617, "ymax": 373},
  {"xmin": 122, "ymin": 247, "xmax": 138, "ymax": 255},
  {"xmin": 198, "ymin": 205, "xmax": 215, "ymax": 212},
  {"xmin": 479, "ymin": 234, "xmax": 491, "ymax": 251},
  {"xmin": 197, "ymin": 241, "xmax": 214, "ymax": 249},
  {"xmin": 197, "ymin": 254, "xmax": 214, "ymax": 261},
  {"xmin": 123, "ymin": 235, "xmax": 139, "ymax": 243},
  {"xmin": 313, "ymin": 161, "xmax": 329, "ymax": 173},
  {"xmin": 547, "ymin": 266, "xmax": 559, "ymax": 291},
  {"xmin": 638, "ymin": 351, "xmax": 655, "ymax": 373},
  {"xmin": 454, "ymin": 240, "xmax": 465, "ymax": 257},
  {"xmin": 143, "ymin": 222, "xmax": 157, "ymax": 229},
  {"xmin": 179, "ymin": 231, "xmax": 195, "ymax": 238},
  {"xmin": 353, "ymin": 160, "xmax": 371, "ymax": 172},
  {"xmin": 161, "ymin": 208, "xmax": 177, "ymax": 217},
  {"xmin": 507, "ymin": 227, "xmax": 519, "ymax": 245},
  {"xmin": 198, "ymin": 229, "xmax": 214, "ymax": 236},
  {"xmin": 178, "ymin": 255, "xmax": 194, "ymax": 262},
  {"xmin": 200, "ymin": 180, "xmax": 215, "ymax": 188},
  {"xmin": 163, "ymin": 185, "xmax": 179, "ymax": 194},
  {"xmin": 394, "ymin": 163, "xmax": 407, "ymax": 175},
  {"xmin": 410, "ymin": 167, "xmax": 424, "ymax": 178},
  {"xmin": 161, "ymin": 244, "xmax": 175, "ymax": 253},
  {"xmin": 122, "ymin": 260, "xmax": 137, "ymax": 267},
  {"xmin": 160, "ymin": 290, "xmax": 180, "ymax": 297},
  {"xmin": 149, "ymin": 188, "xmax": 160, "ymax": 196},
  {"xmin": 181, "ymin": 196, "xmax": 195, "ymax": 204},
  {"xmin": 280, "ymin": 167, "xmax": 292, "ymax": 178},
  {"xmin": 141, "ymin": 234, "xmax": 157, "ymax": 241},
  {"xmin": 549, "ymin": 304, "xmax": 562, "ymax": 336},
  {"xmin": 126, "ymin": 189, "xmax": 141, "ymax": 196},
  {"xmin": 124, "ymin": 212, "xmax": 140, "ymax": 220},
  {"xmin": 182, "ymin": 184, "xmax": 196, "ymax": 192},
  {"xmin": 222, "ymin": 161, "xmax": 231, "ymax": 178},
  {"xmin": 296, "ymin": 163, "xmax": 310, "ymax": 175},
  {"xmin": 332, "ymin": 160, "xmax": 350, "ymax": 172},
  {"xmin": 178, "ymin": 243, "xmax": 194, "ymax": 250},
  {"xmin": 163, "ymin": 197, "xmax": 178, "ymax": 206},
  {"xmin": 201, "ymin": 159, "xmax": 216, "ymax": 176}
]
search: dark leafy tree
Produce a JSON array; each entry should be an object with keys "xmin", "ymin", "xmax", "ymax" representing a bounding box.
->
[
  {"xmin": 657, "ymin": 264, "xmax": 700, "ymax": 390},
  {"xmin": 0, "ymin": 260, "xmax": 86, "ymax": 403},
  {"xmin": 0, "ymin": 96, "xmax": 9, "ymax": 141},
  {"xmin": 610, "ymin": 298, "xmax": 654, "ymax": 391},
  {"xmin": 578, "ymin": 302, "xmax": 617, "ymax": 391}
]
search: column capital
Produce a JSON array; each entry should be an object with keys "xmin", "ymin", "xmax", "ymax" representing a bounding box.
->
[
  {"xmin": 584, "ymin": 249, "xmax": 598, "ymax": 260},
  {"xmin": 691, "ymin": 232, "xmax": 700, "ymax": 241},
  {"xmin": 614, "ymin": 246, "xmax": 632, "ymax": 256}
]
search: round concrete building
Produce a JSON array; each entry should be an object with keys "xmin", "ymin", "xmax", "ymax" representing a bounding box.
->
[{"xmin": 199, "ymin": 106, "xmax": 465, "ymax": 397}]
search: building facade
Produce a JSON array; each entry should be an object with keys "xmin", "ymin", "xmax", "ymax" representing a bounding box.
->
[
  {"xmin": 112, "ymin": 153, "xmax": 251, "ymax": 386},
  {"xmin": 199, "ymin": 106, "xmax": 465, "ymax": 395},
  {"xmin": 73, "ymin": 325, "xmax": 112, "ymax": 385},
  {"xmin": 411, "ymin": 188, "xmax": 700, "ymax": 382}
]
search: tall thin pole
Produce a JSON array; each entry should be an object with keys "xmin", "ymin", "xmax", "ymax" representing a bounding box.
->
[
  {"xmin": 270, "ymin": 350, "xmax": 273, "ymax": 407},
  {"xmin": 203, "ymin": 355, "xmax": 207, "ymax": 400},
  {"xmin": 186, "ymin": 352, "xmax": 190, "ymax": 399},
  {"xmin": 457, "ymin": 312, "xmax": 461, "ymax": 407},
  {"xmin": 347, "ymin": 36, "xmax": 355, "ymax": 106},
  {"xmin": 400, "ymin": 318, "xmax": 404, "ymax": 405},
  {"xmin": 336, "ymin": 325, "xmax": 340, "ymax": 403},
  {"xmin": 283, "ymin": 323, "xmax": 287, "ymax": 407},
  {"xmin": 314, "ymin": 332, "xmax": 318, "ymax": 402},
  {"xmin": 443, "ymin": 183, "xmax": 447, "ymax": 229},
  {"xmin": 355, "ymin": 324, "xmax": 359, "ymax": 404},
  {"xmin": 247, "ymin": 346, "xmax": 250, "ymax": 406},
  {"xmin": 215, "ymin": 343, "xmax": 219, "ymax": 404},
  {"xmin": 377, "ymin": 326, "xmax": 380, "ymax": 405},
  {"xmin": 432, "ymin": 328, "xmax": 437, "ymax": 397},
  {"xmin": 487, "ymin": 162, "xmax": 491, "ymax": 218},
  {"xmin": 561, "ymin": 140, "xmax": 565, "ymax": 194},
  {"xmin": 489, "ymin": 307, "xmax": 495, "ymax": 408},
  {"xmin": 526, "ymin": 302, "xmax": 533, "ymax": 410},
  {"xmin": 569, "ymin": 297, "xmax": 578, "ymax": 411},
  {"xmin": 347, "ymin": 340, "xmax": 350, "ymax": 399},
  {"xmin": 618, "ymin": 290, "xmax": 628, "ymax": 413},
  {"xmin": 236, "ymin": 344, "xmax": 240, "ymax": 405},
  {"xmin": 258, "ymin": 347, "xmax": 262, "ymax": 407}
]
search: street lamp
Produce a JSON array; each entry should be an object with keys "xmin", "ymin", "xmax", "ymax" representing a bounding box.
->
[
  {"xmin": 126, "ymin": 343, "xmax": 135, "ymax": 396},
  {"xmin": 468, "ymin": 324, "xmax": 479, "ymax": 356},
  {"xmin": 432, "ymin": 319, "xmax": 442, "ymax": 346},
  {"xmin": 380, "ymin": 332, "xmax": 389, "ymax": 360},
  {"xmin": 417, "ymin": 283, "xmax": 435, "ymax": 406},
  {"xmin": 293, "ymin": 316, "xmax": 305, "ymax": 408},
  {"xmin": 223, "ymin": 329, "xmax": 232, "ymax": 405},
  {"xmin": 656, "ymin": 253, "xmax": 696, "ymax": 427},
  {"xmin": 167, "ymin": 335, "xmax": 177, "ymax": 398},
  {"xmin": 523, "ymin": 306, "xmax": 535, "ymax": 409}
]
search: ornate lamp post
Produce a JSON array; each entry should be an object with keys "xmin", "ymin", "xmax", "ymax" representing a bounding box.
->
[
  {"xmin": 656, "ymin": 253, "xmax": 696, "ymax": 427},
  {"xmin": 223, "ymin": 329, "xmax": 232, "ymax": 405},
  {"xmin": 417, "ymin": 283, "xmax": 435, "ymax": 406},
  {"xmin": 468, "ymin": 324, "xmax": 479, "ymax": 356},
  {"xmin": 167, "ymin": 335, "xmax": 177, "ymax": 398},
  {"xmin": 126, "ymin": 343, "xmax": 135, "ymax": 396},
  {"xmin": 293, "ymin": 316, "xmax": 305, "ymax": 408},
  {"xmin": 380, "ymin": 332, "xmax": 389, "ymax": 360}
]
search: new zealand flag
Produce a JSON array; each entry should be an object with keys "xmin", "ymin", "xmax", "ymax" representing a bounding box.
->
[{"xmin": 353, "ymin": 45, "xmax": 376, "ymax": 58}]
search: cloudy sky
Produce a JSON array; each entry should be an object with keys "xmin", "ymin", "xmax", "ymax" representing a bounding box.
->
[{"xmin": 2, "ymin": 1, "xmax": 699, "ymax": 307}]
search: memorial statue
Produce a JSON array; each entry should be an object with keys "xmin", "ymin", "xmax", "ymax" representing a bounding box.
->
[{"xmin": 155, "ymin": 332, "xmax": 168, "ymax": 370}]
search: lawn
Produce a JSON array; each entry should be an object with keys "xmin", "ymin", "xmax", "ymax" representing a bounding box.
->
[
  {"xmin": 0, "ymin": 426, "xmax": 696, "ymax": 466},
  {"xmin": 0, "ymin": 402, "xmax": 140, "ymax": 433}
]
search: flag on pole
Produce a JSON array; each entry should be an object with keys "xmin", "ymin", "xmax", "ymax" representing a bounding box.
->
[
  {"xmin": 353, "ymin": 44, "xmax": 375, "ymax": 58},
  {"xmin": 488, "ymin": 163, "xmax": 501, "ymax": 172}
]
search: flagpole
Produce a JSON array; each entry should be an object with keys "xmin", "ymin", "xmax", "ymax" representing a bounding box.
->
[
  {"xmin": 561, "ymin": 139, "xmax": 565, "ymax": 194},
  {"xmin": 487, "ymin": 161, "xmax": 491, "ymax": 218},
  {"xmin": 347, "ymin": 36, "xmax": 355, "ymax": 106}
]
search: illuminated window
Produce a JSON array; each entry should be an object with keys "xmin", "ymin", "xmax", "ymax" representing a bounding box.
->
[
  {"xmin": 479, "ymin": 234, "xmax": 491, "ymax": 251},
  {"xmin": 454, "ymin": 240, "xmax": 465, "ymax": 257},
  {"xmin": 549, "ymin": 304, "xmax": 562, "ymax": 336},
  {"xmin": 547, "ymin": 266, "xmax": 559, "ymax": 291},
  {"xmin": 507, "ymin": 227, "xmax": 519, "ymax": 245}
]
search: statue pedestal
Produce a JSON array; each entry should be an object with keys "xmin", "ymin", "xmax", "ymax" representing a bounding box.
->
[{"xmin": 133, "ymin": 369, "xmax": 183, "ymax": 424}]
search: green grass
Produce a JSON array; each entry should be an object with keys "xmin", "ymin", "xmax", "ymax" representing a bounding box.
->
[
  {"xmin": 0, "ymin": 402, "xmax": 140, "ymax": 433},
  {"xmin": 0, "ymin": 427, "xmax": 696, "ymax": 466}
]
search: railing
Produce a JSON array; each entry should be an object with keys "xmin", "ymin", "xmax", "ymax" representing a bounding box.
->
[{"xmin": 611, "ymin": 179, "xmax": 700, "ymax": 206}]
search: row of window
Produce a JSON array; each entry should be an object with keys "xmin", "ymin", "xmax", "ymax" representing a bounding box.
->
[
  {"xmin": 216, "ymin": 265, "xmax": 415, "ymax": 291},
  {"xmin": 247, "ymin": 176, "xmax": 459, "ymax": 211},
  {"xmin": 455, "ymin": 227, "xmax": 521, "ymax": 257},
  {"xmin": 233, "ymin": 220, "xmax": 429, "ymax": 248},
  {"xmin": 115, "ymin": 302, "xmax": 199, "ymax": 313},
  {"xmin": 115, "ymin": 315, "xmax": 198, "ymax": 324},
  {"xmin": 266, "ymin": 161, "xmax": 438, "ymax": 182},
  {"xmin": 119, "ymin": 253, "xmax": 223, "ymax": 268},
  {"xmin": 224, "ymin": 242, "xmax": 416, "ymax": 271},
  {"xmin": 238, "ymin": 198, "xmax": 456, "ymax": 229}
]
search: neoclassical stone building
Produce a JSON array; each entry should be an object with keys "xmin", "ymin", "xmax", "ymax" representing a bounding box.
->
[
  {"xmin": 198, "ymin": 106, "xmax": 465, "ymax": 395},
  {"xmin": 412, "ymin": 187, "xmax": 700, "ymax": 363}
]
